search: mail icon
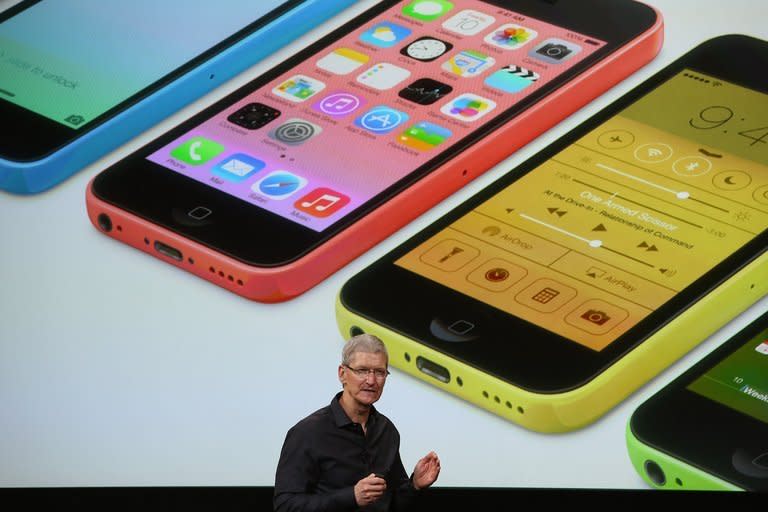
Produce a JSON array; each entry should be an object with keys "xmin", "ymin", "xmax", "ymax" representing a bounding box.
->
[
  {"xmin": 211, "ymin": 153, "xmax": 266, "ymax": 182},
  {"xmin": 223, "ymin": 159, "xmax": 254, "ymax": 176}
]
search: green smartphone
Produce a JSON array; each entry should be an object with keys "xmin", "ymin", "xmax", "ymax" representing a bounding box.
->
[
  {"xmin": 627, "ymin": 310, "xmax": 768, "ymax": 491},
  {"xmin": 337, "ymin": 35, "xmax": 768, "ymax": 433}
]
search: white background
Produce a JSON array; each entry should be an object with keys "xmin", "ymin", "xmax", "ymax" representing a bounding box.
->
[{"xmin": 1, "ymin": 0, "xmax": 766, "ymax": 488}]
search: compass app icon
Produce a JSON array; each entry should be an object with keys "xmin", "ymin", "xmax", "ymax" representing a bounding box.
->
[{"xmin": 253, "ymin": 171, "xmax": 308, "ymax": 199}]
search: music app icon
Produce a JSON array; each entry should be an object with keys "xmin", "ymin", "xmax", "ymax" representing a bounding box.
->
[
  {"xmin": 313, "ymin": 91, "xmax": 365, "ymax": 118},
  {"xmin": 295, "ymin": 187, "xmax": 350, "ymax": 218}
]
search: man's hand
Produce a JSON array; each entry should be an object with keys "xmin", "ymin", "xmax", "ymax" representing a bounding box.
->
[
  {"xmin": 412, "ymin": 451, "xmax": 441, "ymax": 490},
  {"xmin": 354, "ymin": 473, "xmax": 387, "ymax": 506}
]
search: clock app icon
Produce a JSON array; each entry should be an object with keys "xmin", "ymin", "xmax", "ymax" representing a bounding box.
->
[{"xmin": 400, "ymin": 36, "xmax": 453, "ymax": 62}]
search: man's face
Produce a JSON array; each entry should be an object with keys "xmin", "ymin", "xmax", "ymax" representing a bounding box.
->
[{"xmin": 339, "ymin": 351, "xmax": 388, "ymax": 407}]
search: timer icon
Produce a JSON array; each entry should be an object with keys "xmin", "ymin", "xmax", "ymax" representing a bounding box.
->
[{"xmin": 485, "ymin": 268, "xmax": 510, "ymax": 283}]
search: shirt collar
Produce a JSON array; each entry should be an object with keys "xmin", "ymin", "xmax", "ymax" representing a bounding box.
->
[{"xmin": 331, "ymin": 391, "xmax": 377, "ymax": 428}]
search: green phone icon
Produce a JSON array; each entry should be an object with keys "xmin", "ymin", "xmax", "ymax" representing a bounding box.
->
[
  {"xmin": 170, "ymin": 136, "xmax": 225, "ymax": 165},
  {"xmin": 402, "ymin": 0, "xmax": 454, "ymax": 21}
]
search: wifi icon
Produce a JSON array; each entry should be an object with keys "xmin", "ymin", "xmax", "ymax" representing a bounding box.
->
[
  {"xmin": 634, "ymin": 143, "xmax": 672, "ymax": 163},
  {"xmin": 647, "ymin": 148, "xmax": 663, "ymax": 158}
]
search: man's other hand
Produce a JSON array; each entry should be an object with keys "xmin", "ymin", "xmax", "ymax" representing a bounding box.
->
[
  {"xmin": 412, "ymin": 451, "xmax": 440, "ymax": 490},
  {"xmin": 354, "ymin": 473, "xmax": 386, "ymax": 506}
]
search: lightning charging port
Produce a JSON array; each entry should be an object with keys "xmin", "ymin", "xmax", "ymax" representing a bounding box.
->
[
  {"xmin": 416, "ymin": 356, "xmax": 450, "ymax": 383},
  {"xmin": 154, "ymin": 241, "xmax": 182, "ymax": 261}
]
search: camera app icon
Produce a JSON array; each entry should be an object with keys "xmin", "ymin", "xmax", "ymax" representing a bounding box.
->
[
  {"xmin": 565, "ymin": 299, "xmax": 628, "ymax": 336},
  {"xmin": 529, "ymin": 38, "xmax": 581, "ymax": 64},
  {"xmin": 580, "ymin": 309, "xmax": 611, "ymax": 325}
]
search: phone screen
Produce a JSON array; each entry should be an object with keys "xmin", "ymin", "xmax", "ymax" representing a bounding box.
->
[
  {"xmin": 146, "ymin": 0, "xmax": 605, "ymax": 232},
  {"xmin": 0, "ymin": 0, "xmax": 289, "ymax": 129},
  {"xmin": 396, "ymin": 69, "xmax": 768, "ymax": 351},
  {"xmin": 688, "ymin": 325, "xmax": 768, "ymax": 424}
]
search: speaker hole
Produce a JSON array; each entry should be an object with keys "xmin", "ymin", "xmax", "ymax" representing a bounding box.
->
[
  {"xmin": 227, "ymin": 275, "xmax": 234, "ymax": 282},
  {"xmin": 237, "ymin": 279, "xmax": 244, "ymax": 286},
  {"xmin": 404, "ymin": 352, "xmax": 411, "ymax": 362},
  {"xmin": 505, "ymin": 401, "xmax": 512, "ymax": 409},
  {"xmin": 644, "ymin": 460, "xmax": 666, "ymax": 486},
  {"xmin": 456, "ymin": 376, "xmax": 463, "ymax": 387},
  {"xmin": 218, "ymin": 271, "xmax": 224, "ymax": 277},
  {"xmin": 482, "ymin": 391, "xmax": 489, "ymax": 399},
  {"xmin": 144, "ymin": 237, "xmax": 150, "ymax": 245},
  {"xmin": 517, "ymin": 406, "xmax": 524, "ymax": 414},
  {"xmin": 188, "ymin": 258, "xmax": 194, "ymax": 264},
  {"xmin": 675, "ymin": 478, "xmax": 682, "ymax": 486},
  {"xmin": 494, "ymin": 395, "xmax": 500, "ymax": 404},
  {"xmin": 97, "ymin": 213, "xmax": 112, "ymax": 232},
  {"xmin": 116, "ymin": 225, "xmax": 122, "ymax": 232},
  {"xmin": 209, "ymin": 266, "xmax": 215, "ymax": 273}
]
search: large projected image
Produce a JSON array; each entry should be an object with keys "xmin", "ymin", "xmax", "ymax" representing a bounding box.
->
[{"xmin": 0, "ymin": 0, "xmax": 766, "ymax": 495}]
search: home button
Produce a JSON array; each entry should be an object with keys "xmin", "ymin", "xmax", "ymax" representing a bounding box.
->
[
  {"xmin": 430, "ymin": 317, "xmax": 478, "ymax": 343},
  {"xmin": 172, "ymin": 206, "xmax": 214, "ymax": 227},
  {"xmin": 188, "ymin": 206, "xmax": 213, "ymax": 220},
  {"xmin": 449, "ymin": 320, "xmax": 475, "ymax": 335},
  {"xmin": 732, "ymin": 449, "xmax": 768, "ymax": 478}
]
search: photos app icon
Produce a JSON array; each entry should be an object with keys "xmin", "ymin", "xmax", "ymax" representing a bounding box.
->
[{"xmin": 484, "ymin": 24, "xmax": 538, "ymax": 50}]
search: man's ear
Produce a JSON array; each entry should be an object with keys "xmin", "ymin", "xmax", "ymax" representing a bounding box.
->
[{"xmin": 338, "ymin": 365, "xmax": 346, "ymax": 386}]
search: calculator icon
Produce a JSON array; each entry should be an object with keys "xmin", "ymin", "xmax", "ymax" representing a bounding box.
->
[
  {"xmin": 515, "ymin": 279, "xmax": 577, "ymax": 313},
  {"xmin": 532, "ymin": 287, "xmax": 560, "ymax": 304}
]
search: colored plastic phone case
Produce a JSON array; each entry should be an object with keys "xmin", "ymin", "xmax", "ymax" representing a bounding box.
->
[
  {"xmin": 0, "ymin": 0, "xmax": 356, "ymax": 194},
  {"xmin": 86, "ymin": 9, "xmax": 663, "ymax": 302},
  {"xmin": 626, "ymin": 423, "xmax": 742, "ymax": 490},
  {"xmin": 335, "ymin": 254, "xmax": 768, "ymax": 432}
]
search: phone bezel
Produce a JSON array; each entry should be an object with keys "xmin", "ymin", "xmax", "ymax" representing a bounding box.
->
[
  {"xmin": 0, "ymin": 0, "xmax": 306, "ymax": 161},
  {"xmin": 91, "ymin": 0, "xmax": 659, "ymax": 268},
  {"xmin": 630, "ymin": 311, "xmax": 768, "ymax": 491},
  {"xmin": 340, "ymin": 35, "xmax": 768, "ymax": 393}
]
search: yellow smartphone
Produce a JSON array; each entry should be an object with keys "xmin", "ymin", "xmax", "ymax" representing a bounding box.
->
[{"xmin": 337, "ymin": 35, "xmax": 768, "ymax": 433}]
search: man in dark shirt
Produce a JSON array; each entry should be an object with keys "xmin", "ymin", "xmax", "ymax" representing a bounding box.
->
[{"xmin": 274, "ymin": 334, "xmax": 440, "ymax": 511}]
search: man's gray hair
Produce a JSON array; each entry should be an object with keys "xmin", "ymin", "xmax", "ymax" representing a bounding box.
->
[{"xmin": 342, "ymin": 334, "xmax": 388, "ymax": 366}]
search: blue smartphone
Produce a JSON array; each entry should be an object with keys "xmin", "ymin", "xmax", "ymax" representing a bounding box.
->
[{"xmin": 0, "ymin": 0, "xmax": 356, "ymax": 194}]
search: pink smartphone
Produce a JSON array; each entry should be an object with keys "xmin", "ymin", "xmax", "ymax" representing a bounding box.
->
[{"xmin": 86, "ymin": 0, "xmax": 663, "ymax": 302}]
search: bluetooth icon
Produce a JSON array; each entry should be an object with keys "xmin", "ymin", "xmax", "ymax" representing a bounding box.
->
[{"xmin": 673, "ymin": 156, "xmax": 711, "ymax": 177}]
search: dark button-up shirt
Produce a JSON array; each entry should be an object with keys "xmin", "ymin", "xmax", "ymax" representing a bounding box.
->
[{"xmin": 274, "ymin": 392, "xmax": 418, "ymax": 511}]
